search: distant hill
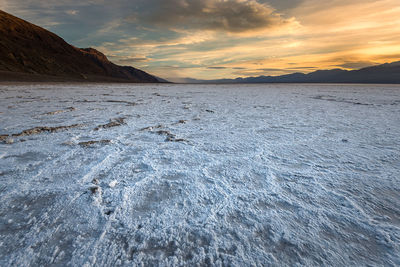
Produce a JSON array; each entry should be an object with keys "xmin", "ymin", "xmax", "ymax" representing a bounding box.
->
[
  {"xmin": 177, "ymin": 61, "xmax": 400, "ymax": 84},
  {"xmin": 0, "ymin": 10, "xmax": 159, "ymax": 83},
  {"xmin": 154, "ymin": 76, "xmax": 171, "ymax": 83}
]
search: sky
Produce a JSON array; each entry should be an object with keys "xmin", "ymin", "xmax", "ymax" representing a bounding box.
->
[{"xmin": 1, "ymin": 0, "xmax": 400, "ymax": 81}]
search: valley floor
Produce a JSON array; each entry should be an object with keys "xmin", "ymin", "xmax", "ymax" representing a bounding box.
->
[{"xmin": 0, "ymin": 83, "xmax": 399, "ymax": 266}]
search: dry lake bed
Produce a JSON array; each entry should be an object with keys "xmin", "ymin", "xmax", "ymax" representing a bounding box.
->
[{"xmin": 1, "ymin": 83, "xmax": 399, "ymax": 266}]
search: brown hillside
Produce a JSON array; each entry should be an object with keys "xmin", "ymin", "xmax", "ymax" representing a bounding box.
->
[{"xmin": 0, "ymin": 10, "xmax": 159, "ymax": 82}]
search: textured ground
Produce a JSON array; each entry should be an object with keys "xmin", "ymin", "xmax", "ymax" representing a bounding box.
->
[{"xmin": 0, "ymin": 83, "xmax": 399, "ymax": 266}]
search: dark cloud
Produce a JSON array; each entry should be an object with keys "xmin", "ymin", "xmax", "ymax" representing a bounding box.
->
[
  {"xmin": 207, "ymin": 66, "xmax": 248, "ymax": 70},
  {"xmin": 207, "ymin": 66, "xmax": 227, "ymax": 69},
  {"xmin": 263, "ymin": 0, "xmax": 304, "ymax": 12},
  {"xmin": 114, "ymin": 57, "xmax": 150, "ymax": 63},
  {"xmin": 140, "ymin": 0, "xmax": 289, "ymax": 33},
  {"xmin": 257, "ymin": 68, "xmax": 290, "ymax": 72},
  {"xmin": 289, "ymin": 66, "xmax": 317, "ymax": 70}
]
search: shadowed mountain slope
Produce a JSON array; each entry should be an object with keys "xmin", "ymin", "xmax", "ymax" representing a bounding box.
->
[{"xmin": 0, "ymin": 10, "xmax": 159, "ymax": 82}]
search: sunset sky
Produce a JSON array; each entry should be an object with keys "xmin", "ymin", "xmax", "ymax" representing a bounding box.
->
[{"xmin": 2, "ymin": 0, "xmax": 400, "ymax": 80}]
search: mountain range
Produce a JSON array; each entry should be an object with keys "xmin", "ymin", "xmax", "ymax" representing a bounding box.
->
[
  {"xmin": 176, "ymin": 62, "xmax": 400, "ymax": 84},
  {"xmin": 0, "ymin": 10, "xmax": 158, "ymax": 83}
]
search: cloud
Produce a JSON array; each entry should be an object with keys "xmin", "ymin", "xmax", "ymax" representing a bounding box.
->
[
  {"xmin": 140, "ymin": 0, "xmax": 291, "ymax": 33},
  {"xmin": 288, "ymin": 66, "xmax": 317, "ymax": 70},
  {"xmin": 65, "ymin": 10, "xmax": 79, "ymax": 15},
  {"xmin": 336, "ymin": 61, "xmax": 377, "ymax": 69},
  {"xmin": 113, "ymin": 57, "xmax": 151, "ymax": 63},
  {"xmin": 257, "ymin": 68, "xmax": 288, "ymax": 72},
  {"xmin": 207, "ymin": 66, "xmax": 227, "ymax": 69}
]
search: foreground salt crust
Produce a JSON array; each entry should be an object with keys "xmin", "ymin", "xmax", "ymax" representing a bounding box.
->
[{"xmin": 0, "ymin": 83, "xmax": 399, "ymax": 266}]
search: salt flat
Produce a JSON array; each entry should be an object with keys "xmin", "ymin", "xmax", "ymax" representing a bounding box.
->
[{"xmin": 0, "ymin": 83, "xmax": 399, "ymax": 266}]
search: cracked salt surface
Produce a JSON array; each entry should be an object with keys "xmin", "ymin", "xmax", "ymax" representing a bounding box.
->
[{"xmin": 0, "ymin": 83, "xmax": 399, "ymax": 266}]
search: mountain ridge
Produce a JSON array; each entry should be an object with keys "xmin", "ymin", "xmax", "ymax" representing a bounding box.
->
[
  {"xmin": 0, "ymin": 10, "xmax": 159, "ymax": 83},
  {"xmin": 175, "ymin": 61, "xmax": 400, "ymax": 84}
]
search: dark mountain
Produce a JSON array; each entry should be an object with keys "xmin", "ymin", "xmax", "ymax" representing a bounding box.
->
[
  {"xmin": 154, "ymin": 76, "xmax": 171, "ymax": 83},
  {"xmin": 0, "ymin": 10, "xmax": 159, "ymax": 83},
  {"xmin": 177, "ymin": 61, "xmax": 400, "ymax": 84}
]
